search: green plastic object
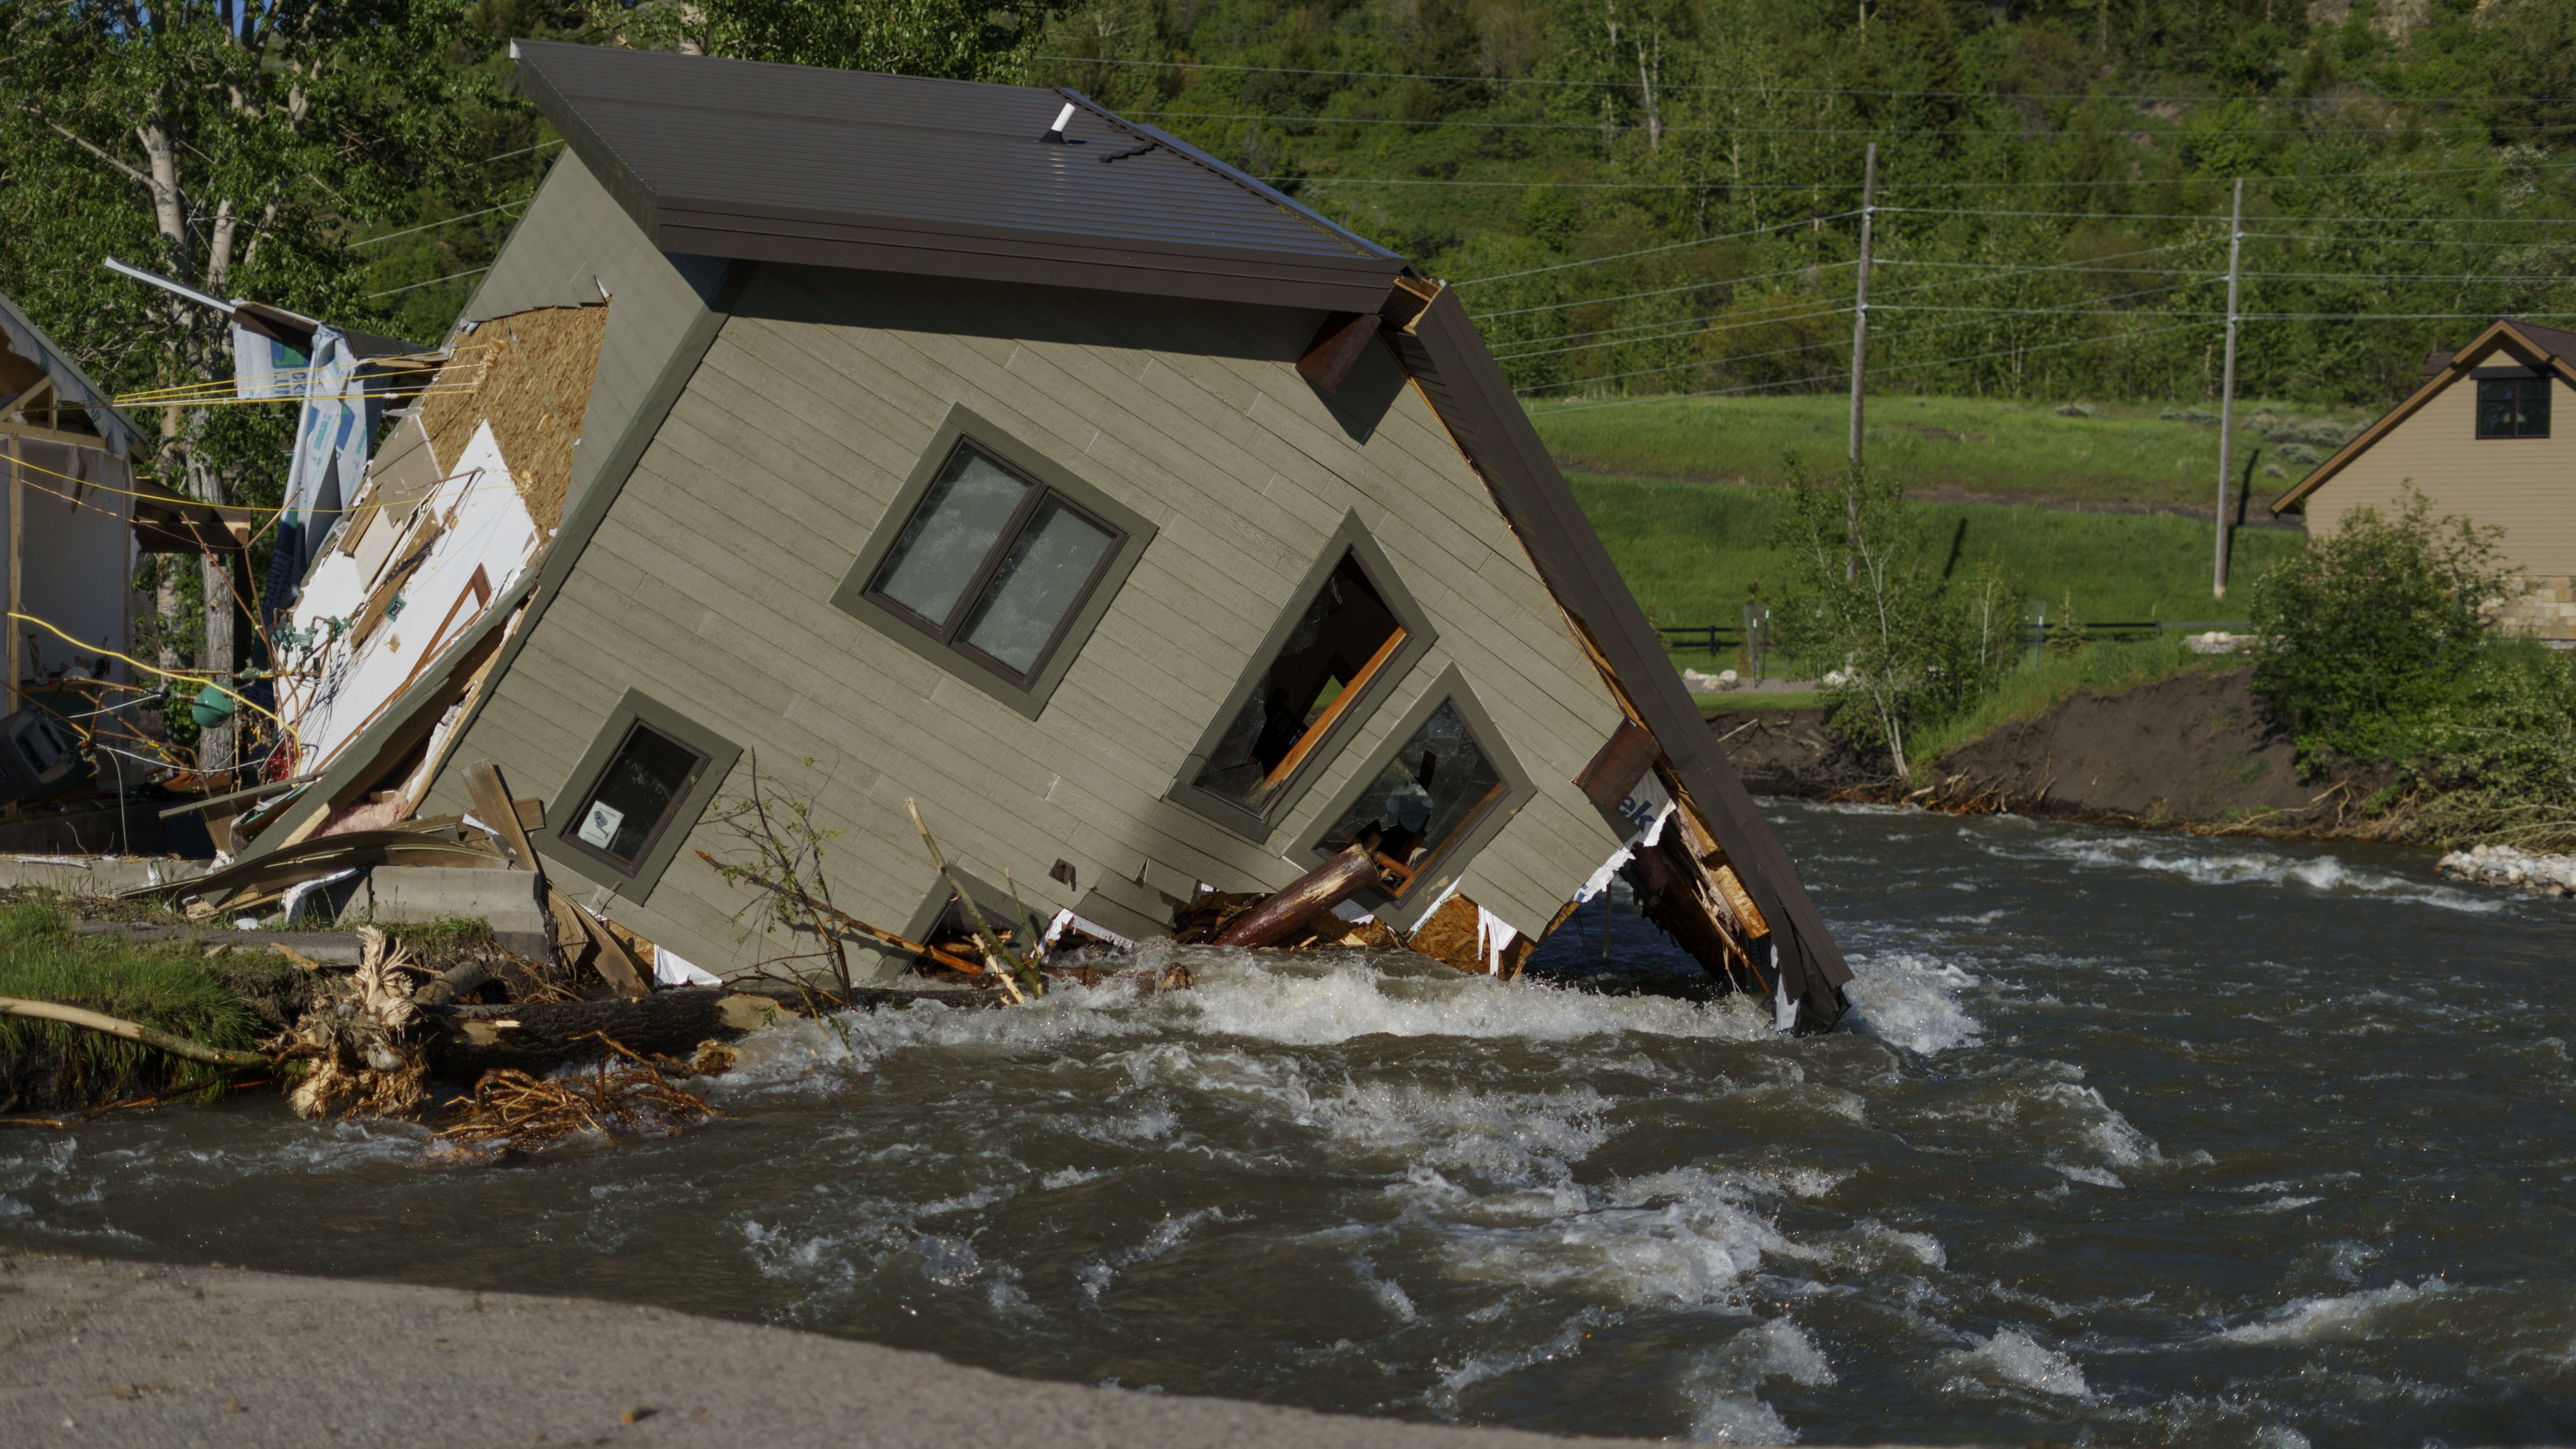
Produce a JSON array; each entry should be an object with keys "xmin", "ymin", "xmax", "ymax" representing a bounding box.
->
[{"xmin": 190, "ymin": 682, "xmax": 236, "ymax": 729}]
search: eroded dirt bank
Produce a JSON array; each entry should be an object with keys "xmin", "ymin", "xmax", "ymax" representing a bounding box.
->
[{"xmin": 1716, "ymin": 666, "xmax": 2399, "ymax": 839}]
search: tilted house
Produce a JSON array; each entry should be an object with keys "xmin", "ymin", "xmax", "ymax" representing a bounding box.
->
[
  {"xmin": 249, "ymin": 41, "xmax": 1854, "ymax": 1025},
  {"xmin": 2271, "ymin": 318, "xmax": 2576, "ymax": 641}
]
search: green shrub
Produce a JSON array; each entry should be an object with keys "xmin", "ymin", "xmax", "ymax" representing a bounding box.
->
[
  {"xmin": 2246, "ymin": 485, "xmax": 2512, "ymax": 762},
  {"xmin": 2413, "ymin": 645, "xmax": 2576, "ymax": 851}
]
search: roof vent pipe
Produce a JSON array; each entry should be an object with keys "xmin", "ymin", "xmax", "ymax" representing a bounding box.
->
[{"xmin": 1039, "ymin": 102, "xmax": 1075, "ymax": 144}]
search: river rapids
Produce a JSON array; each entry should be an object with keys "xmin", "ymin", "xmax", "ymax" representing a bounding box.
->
[{"xmin": 4, "ymin": 801, "xmax": 2571, "ymax": 1444}]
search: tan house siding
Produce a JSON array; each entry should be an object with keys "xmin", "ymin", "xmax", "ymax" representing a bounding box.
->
[
  {"xmin": 2296, "ymin": 335, "xmax": 2576, "ymax": 638},
  {"xmin": 425, "ymin": 263, "xmax": 1633, "ymax": 979}
]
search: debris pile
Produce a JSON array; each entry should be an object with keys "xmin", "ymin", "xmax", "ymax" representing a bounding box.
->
[{"xmin": 2438, "ymin": 843, "xmax": 2576, "ymax": 897}]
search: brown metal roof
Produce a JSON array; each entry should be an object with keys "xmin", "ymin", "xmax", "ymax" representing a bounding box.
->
[{"xmin": 514, "ymin": 42, "xmax": 1408, "ymax": 313}]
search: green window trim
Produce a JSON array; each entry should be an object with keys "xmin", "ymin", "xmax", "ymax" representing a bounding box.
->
[
  {"xmin": 1167, "ymin": 512, "xmax": 1437, "ymax": 843},
  {"xmin": 543, "ymin": 688, "xmax": 741, "ymax": 904},
  {"xmin": 833, "ymin": 403, "xmax": 1156, "ymax": 721}
]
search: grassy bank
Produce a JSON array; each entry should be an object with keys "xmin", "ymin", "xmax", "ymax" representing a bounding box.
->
[
  {"xmin": 1536, "ymin": 395, "xmax": 2371, "ymax": 513},
  {"xmin": 1575, "ymin": 471, "xmax": 2304, "ymax": 674},
  {"xmin": 0, "ymin": 899, "xmax": 280, "ymax": 1114}
]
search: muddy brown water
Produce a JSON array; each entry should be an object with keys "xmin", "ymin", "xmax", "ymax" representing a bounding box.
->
[{"xmin": 4, "ymin": 802, "xmax": 2571, "ymax": 1445}]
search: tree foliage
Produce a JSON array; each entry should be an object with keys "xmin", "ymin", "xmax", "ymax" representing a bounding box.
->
[
  {"xmin": 2246, "ymin": 485, "xmax": 2511, "ymax": 761},
  {"xmin": 1772, "ymin": 456, "xmax": 2014, "ymax": 776}
]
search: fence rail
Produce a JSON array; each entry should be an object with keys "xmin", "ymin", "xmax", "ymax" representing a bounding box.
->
[{"xmin": 1655, "ymin": 620, "xmax": 2254, "ymax": 655}]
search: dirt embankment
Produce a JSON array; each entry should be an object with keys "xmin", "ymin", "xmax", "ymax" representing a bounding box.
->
[{"xmin": 1716, "ymin": 667, "xmax": 2399, "ymax": 838}]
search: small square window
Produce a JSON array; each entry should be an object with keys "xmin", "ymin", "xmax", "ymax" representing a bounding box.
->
[
  {"xmin": 2477, "ymin": 376, "xmax": 2551, "ymax": 438},
  {"xmin": 562, "ymin": 720, "xmax": 711, "ymax": 875},
  {"xmin": 1316, "ymin": 698, "xmax": 1510, "ymax": 899},
  {"xmin": 546, "ymin": 690, "xmax": 739, "ymax": 900},
  {"xmin": 864, "ymin": 441, "xmax": 1124, "ymax": 683},
  {"xmin": 1192, "ymin": 552, "xmax": 1408, "ymax": 813}
]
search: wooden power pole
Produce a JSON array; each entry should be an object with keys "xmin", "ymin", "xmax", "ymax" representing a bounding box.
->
[
  {"xmin": 2213, "ymin": 177, "xmax": 2244, "ymax": 600},
  {"xmin": 1847, "ymin": 142, "xmax": 1877, "ymax": 465}
]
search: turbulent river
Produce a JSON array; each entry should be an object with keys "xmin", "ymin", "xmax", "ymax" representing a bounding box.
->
[{"xmin": 6, "ymin": 802, "xmax": 2573, "ymax": 1445}]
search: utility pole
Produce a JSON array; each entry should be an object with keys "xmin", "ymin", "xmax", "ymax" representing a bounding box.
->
[
  {"xmin": 2213, "ymin": 177, "xmax": 2244, "ymax": 601},
  {"xmin": 1847, "ymin": 142, "xmax": 1877, "ymax": 466},
  {"xmin": 1845, "ymin": 143, "xmax": 1876, "ymax": 580}
]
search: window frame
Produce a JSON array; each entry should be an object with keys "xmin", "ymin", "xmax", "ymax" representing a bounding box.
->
[
  {"xmin": 544, "ymin": 688, "xmax": 741, "ymax": 902},
  {"xmin": 2474, "ymin": 371, "xmax": 2552, "ymax": 439},
  {"xmin": 832, "ymin": 404, "xmax": 1157, "ymax": 721},
  {"xmin": 1168, "ymin": 512, "xmax": 1437, "ymax": 842},
  {"xmin": 1289, "ymin": 666, "xmax": 1533, "ymax": 925}
]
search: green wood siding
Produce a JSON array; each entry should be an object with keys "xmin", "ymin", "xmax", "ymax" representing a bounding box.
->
[{"xmin": 434, "ymin": 263, "xmax": 1634, "ymax": 978}]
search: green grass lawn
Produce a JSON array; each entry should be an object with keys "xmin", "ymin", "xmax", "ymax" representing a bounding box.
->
[
  {"xmin": 1574, "ymin": 471, "xmax": 2303, "ymax": 676},
  {"xmin": 1696, "ymin": 691, "xmax": 1828, "ymax": 716},
  {"xmin": 1534, "ymin": 393, "xmax": 2374, "ymax": 513}
]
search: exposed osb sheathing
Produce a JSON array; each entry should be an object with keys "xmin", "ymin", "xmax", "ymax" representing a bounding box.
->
[
  {"xmin": 420, "ymin": 304, "xmax": 608, "ymax": 534},
  {"xmin": 1407, "ymin": 894, "xmax": 1538, "ymax": 978}
]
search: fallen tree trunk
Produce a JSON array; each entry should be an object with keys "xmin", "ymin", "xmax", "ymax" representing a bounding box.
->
[
  {"xmin": 1213, "ymin": 847, "xmax": 1381, "ymax": 948},
  {"xmin": 422, "ymin": 989, "xmax": 745, "ymax": 1080},
  {"xmin": 0, "ymin": 995, "xmax": 268, "ymax": 1068}
]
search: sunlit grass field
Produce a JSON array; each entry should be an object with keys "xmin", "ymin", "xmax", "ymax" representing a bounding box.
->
[
  {"xmin": 1534, "ymin": 393, "xmax": 2373, "ymax": 512},
  {"xmin": 1572, "ymin": 471, "xmax": 2306, "ymax": 676}
]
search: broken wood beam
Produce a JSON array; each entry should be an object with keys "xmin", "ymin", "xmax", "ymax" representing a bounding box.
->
[
  {"xmin": 1213, "ymin": 846, "xmax": 1381, "ymax": 949},
  {"xmin": 1296, "ymin": 311, "xmax": 1382, "ymax": 393}
]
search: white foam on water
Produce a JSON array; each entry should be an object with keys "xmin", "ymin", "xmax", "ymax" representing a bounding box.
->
[
  {"xmin": 1947, "ymin": 1327, "xmax": 2092, "ymax": 1398},
  {"xmin": 1680, "ymin": 1318, "xmax": 1834, "ymax": 1444},
  {"xmin": 2013, "ymin": 834, "xmax": 2503, "ymax": 914},
  {"xmin": 2219, "ymin": 1279, "xmax": 2457, "ymax": 1344},
  {"xmin": 1841, "ymin": 953, "xmax": 1984, "ymax": 1054}
]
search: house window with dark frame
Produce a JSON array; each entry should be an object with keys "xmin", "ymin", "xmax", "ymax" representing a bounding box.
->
[
  {"xmin": 863, "ymin": 441, "xmax": 1126, "ymax": 683},
  {"xmin": 1191, "ymin": 551, "xmax": 1409, "ymax": 813},
  {"xmin": 2477, "ymin": 376, "xmax": 2551, "ymax": 438},
  {"xmin": 1314, "ymin": 699, "xmax": 1508, "ymax": 898},
  {"xmin": 561, "ymin": 719, "xmax": 711, "ymax": 875}
]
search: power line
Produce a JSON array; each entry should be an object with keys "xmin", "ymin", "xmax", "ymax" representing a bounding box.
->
[
  {"xmin": 365, "ymin": 266, "xmax": 489, "ymax": 300},
  {"xmin": 1127, "ymin": 107, "xmax": 2576, "ymax": 138},
  {"xmin": 1452, "ymin": 212, "xmax": 1859, "ymax": 286},
  {"xmin": 1047, "ymin": 53, "xmax": 2569, "ymax": 106},
  {"xmin": 353, "ymin": 197, "xmax": 530, "ymax": 248},
  {"xmin": 1893, "ymin": 206, "xmax": 2576, "ymax": 222},
  {"xmin": 1291, "ymin": 157, "xmax": 2576, "ymax": 193},
  {"xmin": 1878, "ymin": 260, "xmax": 2576, "ymax": 283}
]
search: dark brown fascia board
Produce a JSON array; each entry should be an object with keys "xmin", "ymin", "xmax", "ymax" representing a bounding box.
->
[
  {"xmin": 2267, "ymin": 318, "xmax": 2567, "ymax": 514},
  {"xmin": 1384, "ymin": 287, "xmax": 1853, "ymax": 1018},
  {"xmin": 652, "ymin": 218, "xmax": 1401, "ymax": 315}
]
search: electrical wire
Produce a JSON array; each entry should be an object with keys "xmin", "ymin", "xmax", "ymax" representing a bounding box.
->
[
  {"xmin": 1452, "ymin": 212, "xmax": 1861, "ymax": 286},
  {"xmin": 366, "ymin": 267, "xmax": 491, "ymax": 300},
  {"xmin": 9, "ymin": 613, "xmax": 283, "ymax": 727},
  {"xmin": 1126, "ymin": 106, "xmax": 2576, "ymax": 138},
  {"xmin": 1042, "ymin": 53, "xmax": 2574, "ymax": 106}
]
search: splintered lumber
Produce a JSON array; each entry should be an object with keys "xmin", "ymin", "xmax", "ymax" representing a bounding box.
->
[
  {"xmin": 125, "ymin": 827, "xmax": 508, "ymax": 910},
  {"xmin": 0, "ymin": 996, "xmax": 267, "ymax": 1068},
  {"xmin": 462, "ymin": 760, "xmax": 543, "ymax": 876},
  {"xmin": 1626, "ymin": 832, "xmax": 1767, "ymax": 996},
  {"xmin": 1213, "ymin": 847, "xmax": 1382, "ymax": 948},
  {"xmin": 547, "ymin": 885, "xmax": 649, "ymax": 1001}
]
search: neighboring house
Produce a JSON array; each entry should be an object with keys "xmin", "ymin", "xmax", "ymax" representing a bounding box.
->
[
  {"xmin": 242, "ymin": 42, "xmax": 1853, "ymax": 1026},
  {"xmin": 2270, "ymin": 318, "xmax": 2576, "ymax": 640}
]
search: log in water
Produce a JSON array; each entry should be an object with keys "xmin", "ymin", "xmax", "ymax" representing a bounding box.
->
[{"xmin": 2, "ymin": 801, "xmax": 2568, "ymax": 1446}]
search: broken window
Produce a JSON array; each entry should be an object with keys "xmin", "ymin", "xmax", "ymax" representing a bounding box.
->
[
  {"xmin": 1315, "ymin": 699, "xmax": 1508, "ymax": 896},
  {"xmin": 1192, "ymin": 552, "xmax": 1408, "ymax": 813},
  {"xmin": 562, "ymin": 719, "xmax": 709, "ymax": 874},
  {"xmin": 2476, "ymin": 376, "xmax": 2551, "ymax": 438},
  {"xmin": 864, "ymin": 441, "xmax": 1123, "ymax": 682}
]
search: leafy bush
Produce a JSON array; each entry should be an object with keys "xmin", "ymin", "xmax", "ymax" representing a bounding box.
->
[
  {"xmin": 2247, "ymin": 485, "xmax": 2512, "ymax": 762},
  {"xmin": 2413, "ymin": 646, "xmax": 2576, "ymax": 852}
]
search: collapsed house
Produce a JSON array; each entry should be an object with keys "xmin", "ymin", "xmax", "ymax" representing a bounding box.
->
[
  {"xmin": 218, "ymin": 41, "xmax": 1855, "ymax": 1027},
  {"xmin": 0, "ymin": 290, "xmax": 263, "ymax": 849}
]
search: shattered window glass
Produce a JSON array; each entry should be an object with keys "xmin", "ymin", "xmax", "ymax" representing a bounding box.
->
[
  {"xmin": 1316, "ymin": 699, "xmax": 1507, "ymax": 890},
  {"xmin": 861, "ymin": 440, "xmax": 1125, "ymax": 684},
  {"xmin": 569, "ymin": 721, "xmax": 705, "ymax": 869},
  {"xmin": 1192, "ymin": 553, "xmax": 1406, "ymax": 813}
]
